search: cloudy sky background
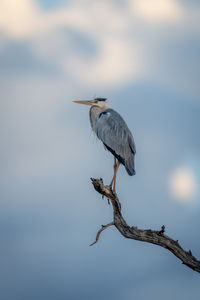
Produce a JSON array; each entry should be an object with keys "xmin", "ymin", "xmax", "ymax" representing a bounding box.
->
[{"xmin": 1, "ymin": 0, "xmax": 200, "ymax": 299}]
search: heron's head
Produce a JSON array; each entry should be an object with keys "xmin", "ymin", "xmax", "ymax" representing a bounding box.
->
[{"xmin": 73, "ymin": 98, "xmax": 109, "ymax": 109}]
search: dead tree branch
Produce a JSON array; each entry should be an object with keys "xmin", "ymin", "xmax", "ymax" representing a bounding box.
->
[{"xmin": 90, "ymin": 178, "xmax": 200, "ymax": 273}]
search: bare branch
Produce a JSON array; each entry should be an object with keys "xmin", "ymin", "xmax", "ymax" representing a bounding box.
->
[
  {"xmin": 90, "ymin": 222, "xmax": 114, "ymax": 246},
  {"xmin": 90, "ymin": 178, "xmax": 200, "ymax": 273}
]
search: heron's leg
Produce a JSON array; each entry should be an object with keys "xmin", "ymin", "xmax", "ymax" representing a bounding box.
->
[
  {"xmin": 110, "ymin": 158, "xmax": 117, "ymax": 188},
  {"xmin": 114, "ymin": 157, "xmax": 117, "ymax": 169},
  {"xmin": 113, "ymin": 162, "xmax": 120, "ymax": 193}
]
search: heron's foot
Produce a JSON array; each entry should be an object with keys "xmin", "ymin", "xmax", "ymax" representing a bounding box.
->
[
  {"xmin": 108, "ymin": 183, "xmax": 117, "ymax": 195},
  {"xmin": 108, "ymin": 181, "xmax": 113, "ymax": 190},
  {"xmin": 113, "ymin": 180, "xmax": 117, "ymax": 194}
]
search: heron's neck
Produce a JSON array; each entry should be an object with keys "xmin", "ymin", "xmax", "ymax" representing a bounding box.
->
[{"xmin": 89, "ymin": 105, "xmax": 109, "ymax": 132}]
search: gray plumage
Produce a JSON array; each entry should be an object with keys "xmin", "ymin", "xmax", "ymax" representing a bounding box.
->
[{"xmin": 90, "ymin": 106, "xmax": 136, "ymax": 176}]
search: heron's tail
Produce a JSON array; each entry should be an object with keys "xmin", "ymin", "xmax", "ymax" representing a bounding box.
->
[{"xmin": 125, "ymin": 156, "xmax": 136, "ymax": 176}]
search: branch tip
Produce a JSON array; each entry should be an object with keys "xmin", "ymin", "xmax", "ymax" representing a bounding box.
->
[{"xmin": 89, "ymin": 222, "xmax": 114, "ymax": 247}]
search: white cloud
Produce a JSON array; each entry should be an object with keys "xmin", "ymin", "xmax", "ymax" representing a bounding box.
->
[
  {"xmin": 130, "ymin": 0, "xmax": 183, "ymax": 23},
  {"xmin": 0, "ymin": 0, "xmax": 139, "ymax": 88},
  {"xmin": 0, "ymin": 0, "xmax": 129, "ymax": 39},
  {"xmin": 67, "ymin": 37, "xmax": 141, "ymax": 87},
  {"xmin": 0, "ymin": 0, "xmax": 41, "ymax": 38},
  {"xmin": 169, "ymin": 167, "xmax": 196, "ymax": 203},
  {"xmin": 0, "ymin": 0, "xmax": 199, "ymax": 93}
]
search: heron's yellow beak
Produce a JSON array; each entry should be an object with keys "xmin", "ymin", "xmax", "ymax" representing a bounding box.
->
[{"xmin": 73, "ymin": 100, "xmax": 93, "ymax": 106}]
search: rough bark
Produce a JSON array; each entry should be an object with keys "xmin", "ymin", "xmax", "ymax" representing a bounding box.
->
[{"xmin": 90, "ymin": 178, "xmax": 200, "ymax": 274}]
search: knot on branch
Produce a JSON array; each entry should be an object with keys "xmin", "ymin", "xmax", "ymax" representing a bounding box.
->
[
  {"xmin": 186, "ymin": 250, "xmax": 200, "ymax": 263},
  {"xmin": 158, "ymin": 225, "xmax": 165, "ymax": 236}
]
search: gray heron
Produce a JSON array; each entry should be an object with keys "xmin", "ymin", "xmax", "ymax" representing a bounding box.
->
[{"xmin": 73, "ymin": 98, "xmax": 136, "ymax": 193}]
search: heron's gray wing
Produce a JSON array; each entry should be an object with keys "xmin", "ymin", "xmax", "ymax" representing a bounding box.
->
[{"xmin": 96, "ymin": 109, "xmax": 136, "ymax": 175}]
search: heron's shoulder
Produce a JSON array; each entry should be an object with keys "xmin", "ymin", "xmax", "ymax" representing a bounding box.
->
[
  {"xmin": 99, "ymin": 108, "xmax": 128, "ymax": 128},
  {"xmin": 98, "ymin": 108, "xmax": 112, "ymax": 117},
  {"xmin": 98, "ymin": 108, "xmax": 124, "ymax": 121}
]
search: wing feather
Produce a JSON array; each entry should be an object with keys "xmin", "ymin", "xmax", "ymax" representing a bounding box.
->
[{"xmin": 96, "ymin": 109, "xmax": 136, "ymax": 175}]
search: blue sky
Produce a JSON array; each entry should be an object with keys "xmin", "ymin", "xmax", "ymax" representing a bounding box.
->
[{"xmin": 1, "ymin": 0, "xmax": 200, "ymax": 299}]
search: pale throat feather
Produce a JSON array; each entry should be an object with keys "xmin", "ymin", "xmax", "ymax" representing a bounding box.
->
[{"xmin": 89, "ymin": 103, "xmax": 109, "ymax": 133}]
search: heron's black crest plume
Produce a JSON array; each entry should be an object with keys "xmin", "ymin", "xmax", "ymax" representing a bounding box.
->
[{"xmin": 94, "ymin": 98, "xmax": 107, "ymax": 101}]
